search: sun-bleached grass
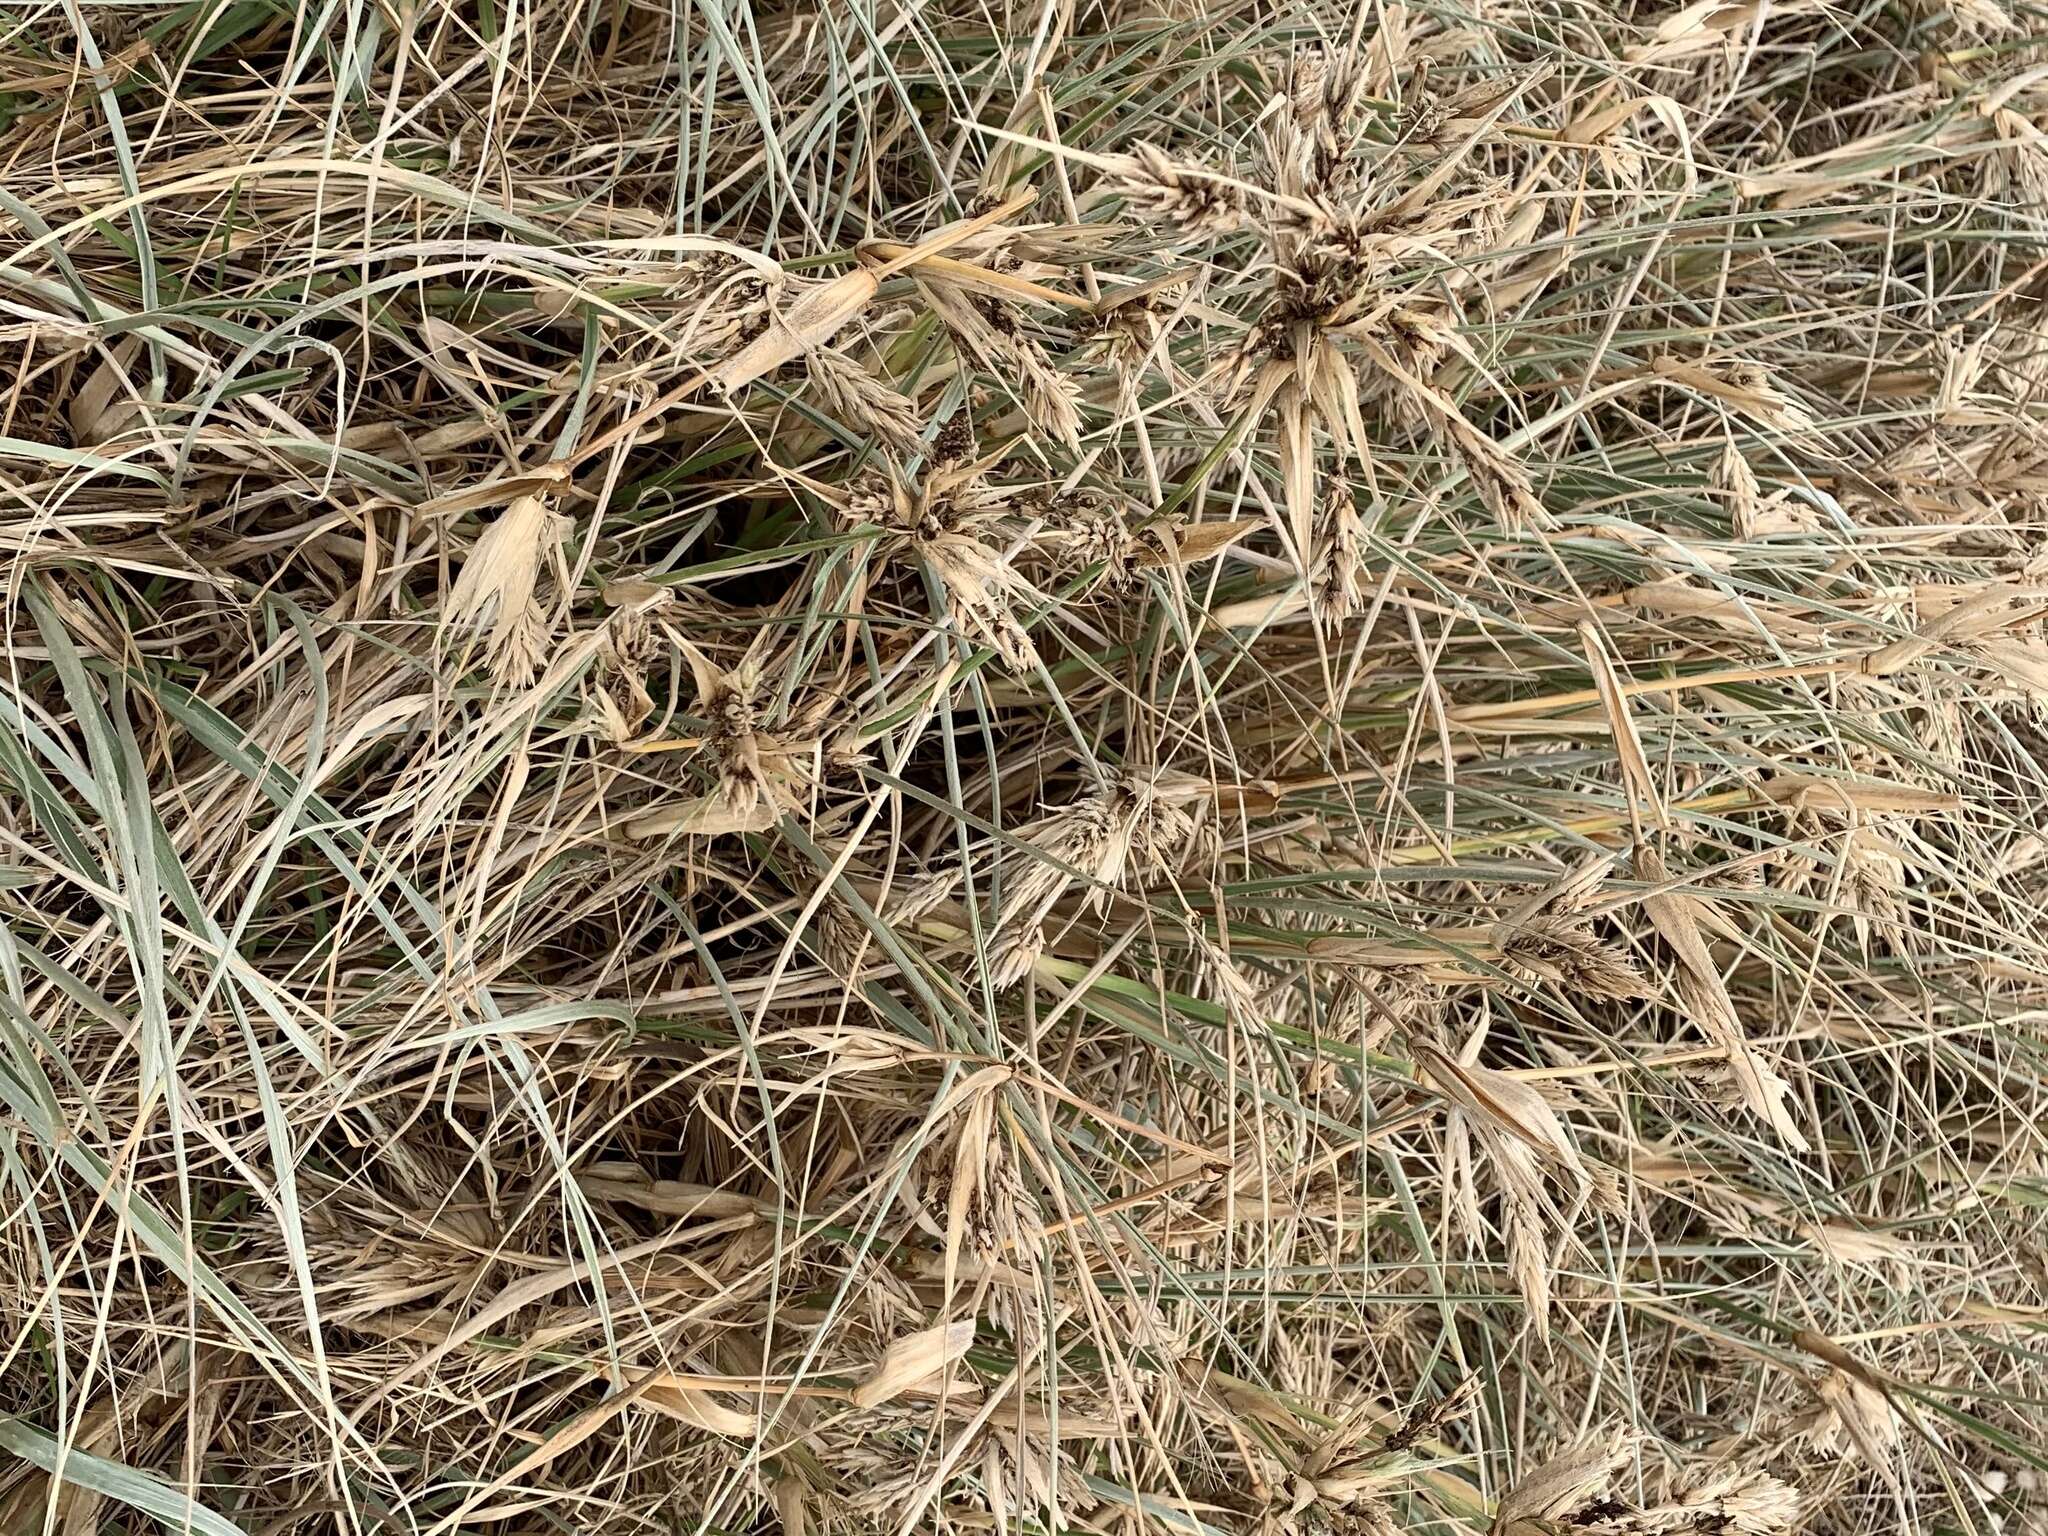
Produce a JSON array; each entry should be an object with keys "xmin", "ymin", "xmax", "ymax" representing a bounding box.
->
[{"xmin": 2, "ymin": 0, "xmax": 2046, "ymax": 1533}]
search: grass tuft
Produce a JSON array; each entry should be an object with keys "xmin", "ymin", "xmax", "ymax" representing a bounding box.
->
[{"xmin": 3, "ymin": 0, "xmax": 2047, "ymax": 1533}]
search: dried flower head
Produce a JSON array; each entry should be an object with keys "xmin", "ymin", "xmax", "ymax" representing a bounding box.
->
[
  {"xmin": 1104, "ymin": 143, "xmax": 1248, "ymax": 238},
  {"xmin": 1384, "ymin": 1371, "xmax": 1481, "ymax": 1451},
  {"xmin": 919, "ymin": 528, "xmax": 1041, "ymax": 671},
  {"xmin": 986, "ymin": 770, "xmax": 1207, "ymax": 987},
  {"xmin": 1492, "ymin": 1427, "xmax": 1642, "ymax": 1536},
  {"xmin": 444, "ymin": 491, "xmax": 568, "ymax": 686},
  {"xmin": 1288, "ymin": 42, "xmax": 1373, "ymax": 156},
  {"xmin": 1496, "ymin": 917, "xmax": 1650, "ymax": 1001},
  {"xmin": 1012, "ymin": 335, "xmax": 1084, "ymax": 450},
  {"xmin": 1312, "ymin": 475, "xmax": 1369, "ymax": 632},
  {"xmin": 1568, "ymin": 1464, "xmax": 1803, "ymax": 1536},
  {"xmin": 804, "ymin": 343, "xmax": 924, "ymax": 455}
]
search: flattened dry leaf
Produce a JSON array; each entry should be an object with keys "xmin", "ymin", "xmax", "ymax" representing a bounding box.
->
[
  {"xmin": 69, "ymin": 335, "xmax": 142, "ymax": 445},
  {"xmin": 1813, "ymin": 1368, "xmax": 1902, "ymax": 1482},
  {"xmin": 1581, "ymin": 621, "xmax": 1669, "ymax": 831},
  {"xmin": 711, "ymin": 267, "xmax": 880, "ymax": 394},
  {"xmin": 1636, "ymin": 845, "xmax": 1810, "ymax": 1150},
  {"xmin": 1415, "ymin": 1044, "xmax": 1587, "ymax": 1179},
  {"xmin": 420, "ymin": 465, "xmax": 573, "ymax": 520},
  {"xmin": 1562, "ymin": 95, "xmax": 1650, "ymax": 145},
  {"xmin": 1276, "ymin": 381, "xmax": 1317, "ymax": 559},
  {"xmin": 980, "ymin": 1396, "xmax": 1126, "ymax": 1440},
  {"xmin": 1209, "ymin": 582, "xmax": 1310, "ymax": 630},
  {"xmin": 1137, "ymin": 517, "xmax": 1265, "ymax": 567},
  {"xmin": 640, "ymin": 1377, "xmax": 760, "ymax": 1437},
  {"xmin": 851, "ymin": 1320, "xmax": 977, "ymax": 1409},
  {"xmin": 1756, "ymin": 774, "xmax": 1959, "ymax": 816},
  {"xmin": 771, "ymin": 1479, "xmax": 810, "ymax": 1536},
  {"xmin": 577, "ymin": 1164, "xmax": 759, "ymax": 1218},
  {"xmin": 1802, "ymin": 1220, "xmax": 1920, "ymax": 1267},
  {"xmin": 622, "ymin": 794, "xmax": 783, "ymax": 840},
  {"xmin": 1647, "ymin": 0, "xmax": 1763, "ymax": 45}
]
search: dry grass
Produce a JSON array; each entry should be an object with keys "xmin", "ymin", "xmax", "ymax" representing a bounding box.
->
[{"xmin": 2, "ymin": 0, "xmax": 2047, "ymax": 1532}]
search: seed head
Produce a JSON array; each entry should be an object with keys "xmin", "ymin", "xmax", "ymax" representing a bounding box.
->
[{"xmin": 1104, "ymin": 143, "xmax": 1248, "ymax": 238}]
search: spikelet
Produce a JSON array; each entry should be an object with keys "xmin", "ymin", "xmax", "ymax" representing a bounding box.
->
[
  {"xmin": 1503, "ymin": 1181, "xmax": 1558, "ymax": 1330},
  {"xmin": 1651, "ymin": 355, "xmax": 1815, "ymax": 436},
  {"xmin": 1988, "ymin": 104, "xmax": 2048, "ymax": 209},
  {"xmin": 1311, "ymin": 474, "xmax": 1368, "ymax": 632},
  {"xmin": 920, "ymin": 529, "xmax": 1042, "ymax": 672},
  {"xmin": 1362, "ymin": 300, "xmax": 1463, "ymax": 428},
  {"xmin": 444, "ymin": 492, "xmax": 567, "ymax": 687},
  {"xmin": 1012, "ymin": 334, "xmax": 1085, "ymax": 451},
  {"xmin": 1495, "ymin": 917, "xmax": 1650, "ymax": 1001},
  {"xmin": 986, "ymin": 770, "xmax": 1205, "ymax": 987},
  {"xmin": 1087, "ymin": 291, "xmax": 1171, "ymax": 397},
  {"xmin": 1636, "ymin": 844, "xmax": 1810, "ymax": 1149},
  {"xmin": 1841, "ymin": 824, "xmax": 1910, "ymax": 952},
  {"xmin": 804, "ymin": 344, "xmax": 924, "ymax": 454},
  {"xmin": 1443, "ymin": 411, "xmax": 1551, "ymax": 530},
  {"xmin": 1355, "ymin": 334, "xmax": 1549, "ymax": 530},
  {"xmin": 1809, "ymin": 1368, "xmax": 1902, "ymax": 1470},
  {"xmin": 1102, "ymin": 143, "xmax": 1249, "ymax": 237},
  {"xmin": 915, "ymin": 273, "xmax": 1011, "ymax": 370},
  {"xmin": 1383, "ymin": 1370, "xmax": 1481, "ymax": 1450},
  {"xmin": 665, "ymin": 253, "xmax": 779, "ymax": 363},
  {"xmin": 1713, "ymin": 439, "xmax": 1820, "ymax": 538},
  {"xmin": 1942, "ymin": 0, "xmax": 2016, "ymax": 37},
  {"xmin": 1194, "ymin": 935, "xmax": 1263, "ymax": 1021},
  {"xmin": 1492, "ymin": 1426, "xmax": 1641, "ymax": 1535},
  {"xmin": 1417, "ymin": 1041, "xmax": 1595, "ymax": 1338}
]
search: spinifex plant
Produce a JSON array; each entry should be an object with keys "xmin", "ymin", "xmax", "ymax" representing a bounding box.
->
[{"xmin": 1, "ymin": 0, "xmax": 2045, "ymax": 1533}]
